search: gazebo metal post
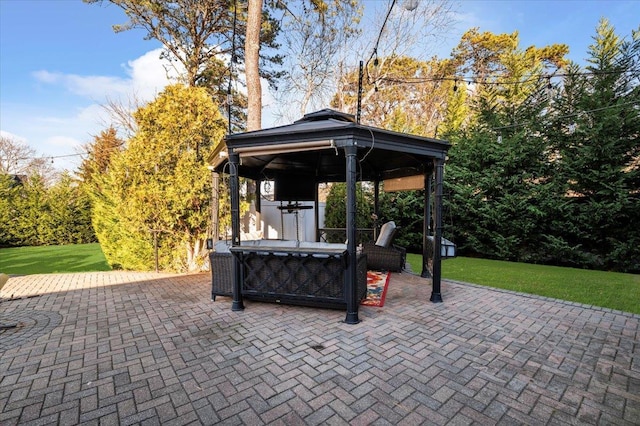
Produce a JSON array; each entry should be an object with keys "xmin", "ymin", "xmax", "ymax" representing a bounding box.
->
[
  {"xmin": 314, "ymin": 182, "xmax": 320, "ymax": 242},
  {"xmin": 344, "ymin": 144, "xmax": 360, "ymax": 324},
  {"xmin": 422, "ymin": 165, "xmax": 433, "ymax": 278},
  {"xmin": 212, "ymin": 171, "xmax": 220, "ymax": 243},
  {"xmin": 373, "ymin": 180, "xmax": 380, "ymax": 240},
  {"xmin": 430, "ymin": 158, "xmax": 444, "ymax": 303},
  {"xmin": 255, "ymin": 178, "xmax": 261, "ymax": 233},
  {"xmin": 229, "ymin": 151, "xmax": 244, "ymax": 311}
]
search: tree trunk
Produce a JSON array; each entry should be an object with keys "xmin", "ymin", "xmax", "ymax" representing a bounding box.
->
[
  {"xmin": 245, "ymin": 0, "xmax": 263, "ymax": 131},
  {"xmin": 185, "ymin": 238, "xmax": 206, "ymax": 272}
]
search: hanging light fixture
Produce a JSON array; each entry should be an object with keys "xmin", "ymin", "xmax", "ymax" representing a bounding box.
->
[{"xmin": 404, "ymin": 0, "xmax": 419, "ymax": 11}]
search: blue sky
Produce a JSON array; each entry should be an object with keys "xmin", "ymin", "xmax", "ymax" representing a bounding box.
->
[{"xmin": 1, "ymin": 0, "xmax": 638, "ymax": 171}]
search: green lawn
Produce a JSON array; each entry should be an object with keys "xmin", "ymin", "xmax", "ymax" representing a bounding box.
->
[
  {"xmin": 0, "ymin": 243, "xmax": 111, "ymax": 275},
  {"xmin": 407, "ymin": 254, "xmax": 640, "ymax": 315},
  {"xmin": 2, "ymin": 245, "xmax": 638, "ymax": 315}
]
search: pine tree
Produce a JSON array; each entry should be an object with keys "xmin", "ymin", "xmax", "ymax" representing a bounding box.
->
[
  {"xmin": 444, "ymin": 31, "xmax": 569, "ymax": 262},
  {"xmin": 547, "ymin": 20, "xmax": 640, "ymax": 271},
  {"xmin": 0, "ymin": 174, "xmax": 20, "ymax": 246},
  {"xmin": 78, "ymin": 127, "xmax": 124, "ymax": 187}
]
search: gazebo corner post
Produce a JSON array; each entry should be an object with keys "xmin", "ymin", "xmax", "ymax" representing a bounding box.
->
[
  {"xmin": 422, "ymin": 164, "xmax": 433, "ymax": 278},
  {"xmin": 344, "ymin": 144, "xmax": 360, "ymax": 324},
  {"xmin": 212, "ymin": 171, "xmax": 220, "ymax": 244},
  {"xmin": 430, "ymin": 158, "xmax": 444, "ymax": 303},
  {"xmin": 314, "ymin": 182, "xmax": 320, "ymax": 242},
  {"xmin": 373, "ymin": 180, "xmax": 380, "ymax": 240},
  {"xmin": 255, "ymin": 178, "xmax": 262, "ymax": 233},
  {"xmin": 229, "ymin": 150, "xmax": 244, "ymax": 311}
]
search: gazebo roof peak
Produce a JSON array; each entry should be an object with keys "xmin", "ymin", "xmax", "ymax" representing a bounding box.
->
[{"xmin": 294, "ymin": 109, "xmax": 356, "ymax": 124}]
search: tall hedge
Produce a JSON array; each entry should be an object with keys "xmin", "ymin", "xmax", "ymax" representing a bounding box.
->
[
  {"xmin": 0, "ymin": 172, "xmax": 95, "ymax": 247},
  {"xmin": 443, "ymin": 20, "xmax": 639, "ymax": 272}
]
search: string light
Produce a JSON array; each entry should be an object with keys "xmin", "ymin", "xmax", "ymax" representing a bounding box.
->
[
  {"xmin": 404, "ymin": 0, "xmax": 419, "ymax": 11},
  {"xmin": 491, "ymin": 100, "xmax": 637, "ymax": 132},
  {"xmin": 14, "ymin": 99, "xmax": 635, "ymax": 165},
  {"xmin": 11, "ymin": 64, "xmax": 635, "ymax": 164},
  {"xmin": 376, "ymin": 68, "xmax": 639, "ymax": 88},
  {"xmin": 364, "ymin": 0, "xmax": 398, "ymax": 84},
  {"xmin": 367, "ymin": 0, "xmax": 397, "ymax": 63},
  {"xmin": 12, "ymin": 152, "xmax": 86, "ymax": 162}
]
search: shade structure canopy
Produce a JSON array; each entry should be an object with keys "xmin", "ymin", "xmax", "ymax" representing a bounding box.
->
[
  {"xmin": 210, "ymin": 109, "xmax": 451, "ymax": 324},
  {"xmin": 210, "ymin": 109, "xmax": 450, "ymax": 183}
]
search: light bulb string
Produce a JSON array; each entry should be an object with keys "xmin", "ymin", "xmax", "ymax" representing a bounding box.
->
[
  {"xmin": 490, "ymin": 100, "xmax": 637, "ymax": 132},
  {"xmin": 376, "ymin": 68, "xmax": 639, "ymax": 88},
  {"xmin": 364, "ymin": 0, "xmax": 398, "ymax": 86}
]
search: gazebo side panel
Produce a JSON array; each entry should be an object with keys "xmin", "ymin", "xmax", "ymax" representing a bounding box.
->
[{"xmin": 230, "ymin": 246, "xmax": 367, "ymax": 309}]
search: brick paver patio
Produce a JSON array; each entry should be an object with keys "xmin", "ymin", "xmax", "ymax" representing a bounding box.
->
[{"xmin": 1, "ymin": 271, "xmax": 638, "ymax": 425}]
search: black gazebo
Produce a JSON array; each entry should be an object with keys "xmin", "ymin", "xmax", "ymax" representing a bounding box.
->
[{"xmin": 210, "ymin": 109, "xmax": 450, "ymax": 324}]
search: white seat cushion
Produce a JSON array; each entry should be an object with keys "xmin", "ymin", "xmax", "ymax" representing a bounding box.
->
[
  {"xmin": 298, "ymin": 241, "xmax": 347, "ymax": 250},
  {"xmin": 214, "ymin": 241, "xmax": 232, "ymax": 253}
]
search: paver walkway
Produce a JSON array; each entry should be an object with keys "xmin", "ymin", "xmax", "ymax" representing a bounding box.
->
[{"xmin": 1, "ymin": 271, "xmax": 638, "ymax": 425}]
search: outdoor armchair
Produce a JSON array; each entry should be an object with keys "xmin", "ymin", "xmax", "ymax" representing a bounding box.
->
[{"xmin": 362, "ymin": 221, "xmax": 407, "ymax": 272}]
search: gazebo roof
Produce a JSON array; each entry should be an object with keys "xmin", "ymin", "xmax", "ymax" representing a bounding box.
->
[{"xmin": 211, "ymin": 109, "xmax": 450, "ymax": 182}]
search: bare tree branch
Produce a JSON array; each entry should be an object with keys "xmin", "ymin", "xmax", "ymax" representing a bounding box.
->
[{"xmin": 0, "ymin": 135, "xmax": 58, "ymax": 183}]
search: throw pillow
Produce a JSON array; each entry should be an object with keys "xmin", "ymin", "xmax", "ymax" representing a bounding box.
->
[{"xmin": 375, "ymin": 221, "xmax": 396, "ymax": 247}]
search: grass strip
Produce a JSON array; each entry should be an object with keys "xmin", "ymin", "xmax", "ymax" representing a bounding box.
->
[
  {"xmin": 407, "ymin": 254, "xmax": 640, "ymax": 315},
  {"xmin": 0, "ymin": 243, "xmax": 111, "ymax": 275}
]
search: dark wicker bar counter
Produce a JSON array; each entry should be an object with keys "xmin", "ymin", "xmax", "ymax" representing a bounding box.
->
[{"xmin": 228, "ymin": 245, "xmax": 367, "ymax": 309}]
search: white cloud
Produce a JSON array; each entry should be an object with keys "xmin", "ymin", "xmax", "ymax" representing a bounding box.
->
[
  {"xmin": 32, "ymin": 48, "xmax": 182, "ymax": 104},
  {"xmin": 76, "ymin": 103, "xmax": 109, "ymax": 123},
  {"xmin": 31, "ymin": 48, "xmax": 286, "ymax": 131},
  {"xmin": 261, "ymin": 77, "xmax": 275, "ymax": 107},
  {"xmin": 46, "ymin": 135, "xmax": 81, "ymax": 148},
  {"xmin": 0, "ymin": 130, "xmax": 27, "ymax": 143},
  {"xmin": 15, "ymin": 48, "xmax": 186, "ymax": 170},
  {"xmin": 123, "ymin": 49, "xmax": 184, "ymax": 100},
  {"xmin": 33, "ymin": 70, "xmax": 130, "ymax": 99},
  {"xmin": 32, "ymin": 70, "xmax": 59, "ymax": 84}
]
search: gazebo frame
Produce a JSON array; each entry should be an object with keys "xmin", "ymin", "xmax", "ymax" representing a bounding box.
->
[{"xmin": 210, "ymin": 109, "xmax": 450, "ymax": 324}]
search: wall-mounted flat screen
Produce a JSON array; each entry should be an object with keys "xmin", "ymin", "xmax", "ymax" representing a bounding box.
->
[{"xmin": 274, "ymin": 177, "xmax": 316, "ymax": 201}]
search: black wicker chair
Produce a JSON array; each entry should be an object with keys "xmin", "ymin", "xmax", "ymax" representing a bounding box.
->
[
  {"xmin": 362, "ymin": 242, "xmax": 406, "ymax": 272},
  {"xmin": 362, "ymin": 221, "xmax": 406, "ymax": 272},
  {"xmin": 209, "ymin": 250, "xmax": 233, "ymax": 301}
]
